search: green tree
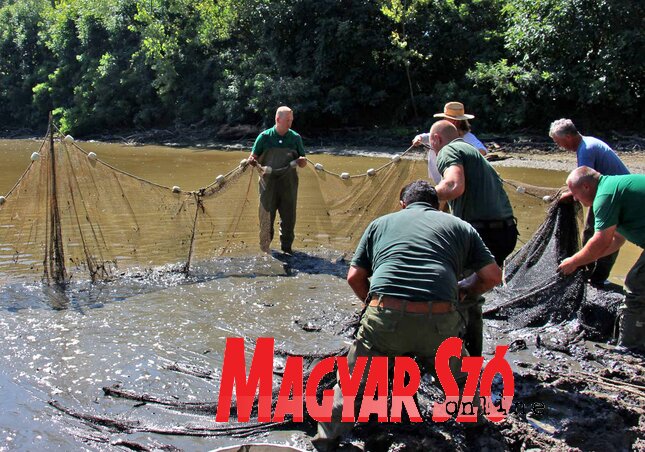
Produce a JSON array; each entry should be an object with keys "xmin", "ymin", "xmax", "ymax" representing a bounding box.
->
[
  {"xmin": 469, "ymin": 0, "xmax": 644, "ymax": 129},
  {"xmin": 0, "ymin": 0, "xmax": 52, "ymax": 127}
]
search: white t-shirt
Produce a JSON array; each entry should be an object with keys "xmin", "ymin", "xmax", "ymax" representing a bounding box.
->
[
  {"xmin": 463, "ymin": 132, "xmax": 487, "ymax": 155},
  {"xmin": 415, "ymin": 133, "xmax": 442, "ymax": 184}
]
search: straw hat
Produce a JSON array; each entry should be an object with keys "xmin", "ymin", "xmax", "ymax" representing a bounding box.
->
[{"xmin": 433, "ymin": 102, "xmax": 475, "ymax": 120}]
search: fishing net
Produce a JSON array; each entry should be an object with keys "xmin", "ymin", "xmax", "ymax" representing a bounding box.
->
[
  {"xmin": 485, "ymin": 196, "xmax": 621, "ymax": 336},
  {"xmin": 484, "ymin": 196, "xmax": 585, "ymax": 327},
  {"xmin": 0, "ymin": 126, "xmax": 428, "ymax": 283}
]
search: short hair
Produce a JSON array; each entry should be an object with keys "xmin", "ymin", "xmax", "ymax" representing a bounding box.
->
[
  {"xmin": 400, "ymin": 180, "xmax": 439, "ymax": 208},
  {"xmin": 429, "ymin": 120, "xmax": 460, "ymax": 144},
  {"xmin": 276, "ymin": 106, "xmax": 292, "ymax": 119},
  {"xmin": 549, "ymin": 118, "xmax": 578, "ymax": 138},
  {"xmin": 566, "ymin": 166, "xmax": 600, "ymax": 188}
]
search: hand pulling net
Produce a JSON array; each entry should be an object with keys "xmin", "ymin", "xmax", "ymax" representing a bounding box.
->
[{"xmin": 485, "ymin": 197, "xmax": 590, "ymax": 328}]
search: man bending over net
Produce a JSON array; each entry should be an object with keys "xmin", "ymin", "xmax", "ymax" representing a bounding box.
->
[
  {"xmin": 428, "ymin": 120, "xmax": 518, "ymax": 357},
  {"xmin": 550, "ymin": 118, "xmax": 630, "ymax": 286},
  {"xmin": 312, "ymin": 180, "xmax": 501, "ymax": 450},
  {"xmin": 559, "ymin": 167, "xmax": 645, "ymax": 351}
]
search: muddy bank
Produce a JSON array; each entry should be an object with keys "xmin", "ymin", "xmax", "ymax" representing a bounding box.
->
[
  {"xmin": 3, "ymin": 125, "xmax": 644, "ymax": 172},
  {"xmin": 40, "ymin": 262, "xmax": 644, "ymax": 452},
  {"xmin": 39, "ymin": 197, "xmax": 645, "ymax": 451},
  {"xmin": 0, "ymin": 137, "xmax": 643, "ymax": 451}
]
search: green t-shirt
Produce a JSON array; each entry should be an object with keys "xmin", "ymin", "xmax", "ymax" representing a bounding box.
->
[
  {"xmin": 436, "ymin": 139, "xmax": 514, "ymax": 222},
  {"xmin": 351, "ymin": 202, "xmax": 495, "ymax": 302},
  {"xmin": 252, "ymin": 126, "xmax": 305, "ymax": 158},
  {"xmin": 593, "ymin": 174, "xmax": 645, "ymax": 248}
]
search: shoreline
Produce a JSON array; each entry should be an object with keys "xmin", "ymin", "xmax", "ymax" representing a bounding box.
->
[{"xmin": 3, "ymin": 134, "xmax": 644, "ymax": 174}]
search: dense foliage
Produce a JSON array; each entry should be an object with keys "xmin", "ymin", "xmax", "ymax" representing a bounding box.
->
[{"xmin": 0, "ymin": 0, "xmax": 642, "ymax": 134}]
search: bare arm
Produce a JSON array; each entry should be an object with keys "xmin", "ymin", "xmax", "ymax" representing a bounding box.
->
[
  {"xmin": 435, "ymin": 164, "xmax": 465, "ymax": 202},
  {"xmin": 458, "ymin": 262, "xmax": 502, "ymax": 299},
  {"xmin": 347, "ymin": 265, "xmax": 370, "ymax": 302},
  {"xmin": 412, "ymin": 133, "xmax": 429, "ymax": 146},
  {"xmin": 558, "ymin": 226, "xmax": 624, "ymax": 275}
]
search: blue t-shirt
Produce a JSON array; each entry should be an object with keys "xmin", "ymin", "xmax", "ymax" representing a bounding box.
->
[{"xmin": 576, "ymin": 136, "xmax": 629, "ymax": 176}]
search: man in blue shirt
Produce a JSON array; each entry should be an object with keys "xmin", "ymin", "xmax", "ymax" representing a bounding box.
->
[{"xmin": 550, "ymin": 118, "xmax": 630, "ymax": 285}]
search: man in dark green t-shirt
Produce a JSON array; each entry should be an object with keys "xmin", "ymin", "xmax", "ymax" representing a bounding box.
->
[
  {"xmin": 428, "ymin": 120, "xmax": 518, "ymax": 357},
  {"xmin": 313, "ymin": 180, "xmax": 501, "ymax": 449},
  {"xmin": 559, "ymin": 167, "xmax": 645, "ymax": 351},
  {"xmin": 248, "ymin": 106, "xmax": 307, "ymax": 254}
]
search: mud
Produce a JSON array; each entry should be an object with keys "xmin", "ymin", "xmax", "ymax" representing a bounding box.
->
[
  {"xmin": 39, "ymin": 253, "xmax": 645, "ymax": 452},
  {"xmin": 0, "ymin": 139, "xmax": 643, "ymax": 451}
]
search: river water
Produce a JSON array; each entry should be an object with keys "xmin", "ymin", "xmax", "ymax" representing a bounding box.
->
[{"xmin": 0, "ymin": 139, "xmax": 639, "ymax": 450}]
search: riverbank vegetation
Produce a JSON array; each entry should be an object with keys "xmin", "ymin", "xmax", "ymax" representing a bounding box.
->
[{"xmin": 0, "ymin": 0, "xmax": 642, "ymax": 136}]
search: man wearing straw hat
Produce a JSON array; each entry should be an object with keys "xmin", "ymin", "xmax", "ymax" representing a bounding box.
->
[
  {"xmin": 248, "ymin": 106, "xmax": 307, "ymax": 254},
  {"xmin": 413, "ymin": 101, "xmax": 487, "ymax": 183},
  {"xmin": 428, "ymin": 120, "xmax": 517, "ymax": 357}
]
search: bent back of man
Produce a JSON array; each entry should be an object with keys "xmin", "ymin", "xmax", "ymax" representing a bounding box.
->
[{"xmin": 313, "ymin": 180, "xmax": 501, "ymax": 450}]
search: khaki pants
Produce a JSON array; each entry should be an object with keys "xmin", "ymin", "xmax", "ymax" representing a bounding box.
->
[
  {"xmin": 316, "ymin": 306, "xmax": 466, "ymax": 443},
  {"xmin": 619, "ymin": 249, "xmax": 645, "ymax": 350}
]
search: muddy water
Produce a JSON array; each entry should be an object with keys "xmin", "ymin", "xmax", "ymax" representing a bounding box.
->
[
  {"xmin": 0, "ymin": 139, "xmax": 640, "ymax": 450},
  {"xmin": 1, "ymin": 139, "xmax": 638, "ymax": 283}
]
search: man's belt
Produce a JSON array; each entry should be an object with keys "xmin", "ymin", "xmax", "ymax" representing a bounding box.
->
[
  {"xmin": 369, "ymin": 295, "xmax": 454, "ymax": 314},
  {"xmin": 469, "ymin": 217, "xmax": 516, "ymax": 230}
]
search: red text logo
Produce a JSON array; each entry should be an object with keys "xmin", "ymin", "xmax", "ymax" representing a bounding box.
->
[{"xmin": 215, "ymin": 337, "xmax": 514, "ymax": 423}]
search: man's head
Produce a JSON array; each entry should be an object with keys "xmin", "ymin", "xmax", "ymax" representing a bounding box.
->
[
  {"xmin": 428, "ymin": 120, "xmax": 460, "ymax": 154},
  {"xmin": 549, "ymin": 118, "xmax": 581, "ymax": 152},
  {"xmin": 566, "ymin": 166, "xmax": 600, "ymax": 207},
  {"xmin": 275, "ymin": 106, "xmax": 294, "ymax": 134},
  {"xmin": 399, "ymin": 180, "xmax": 439, "ymax": 209}
]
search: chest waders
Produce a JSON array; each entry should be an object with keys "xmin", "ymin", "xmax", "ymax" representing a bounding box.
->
[
  {"xmin": 619, "ymin": 249, "xmax": 645, "ymax": 350},
  {"xmin": 257, "ymin": 147, "xmax": 300, "ymax": 253}
]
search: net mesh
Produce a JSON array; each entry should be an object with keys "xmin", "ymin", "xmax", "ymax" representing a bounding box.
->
[
  {"xmin": 485, "ymin": 197, "xmax": 587, "ymax": 327},
  {"xmin": 0, "ymin": 128, "xmax": 428, "ymax": 283}
]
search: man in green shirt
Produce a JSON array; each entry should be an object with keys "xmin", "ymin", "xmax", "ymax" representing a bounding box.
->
[
  {"xmin": 428, "ymin": 120, "xmax": 518, "ymax": 357},
  {"xmin": 313, "ymin": 180, "xmax": 501, "ymax": 450},
  {"xmin": 559, "ymin": 167, "xmax": 645, "ymax": 351},
  {"xmin": 248, "ymin": 106, "xmax": 307, "ymax": 254}
]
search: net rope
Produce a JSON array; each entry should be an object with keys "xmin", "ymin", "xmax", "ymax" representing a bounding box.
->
[
  {"xmin": 0, "ymin": 127, "xmax": 436, "ymax": 283},
  {"xmin": 0, "ymin": 124, "xmax": 564, "ymax": 284}
]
